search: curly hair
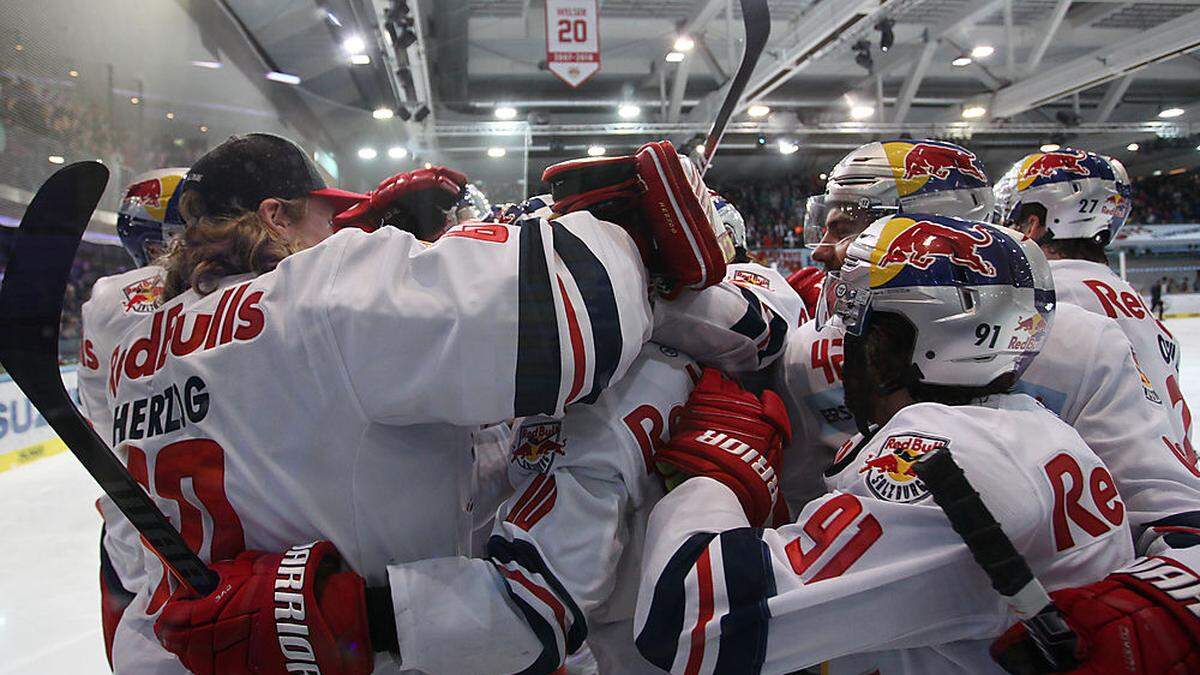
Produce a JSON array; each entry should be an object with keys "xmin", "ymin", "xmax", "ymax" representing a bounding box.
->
[{"xmin": 160, "ymin": 192, "xmax": 307, "ymax": 300}]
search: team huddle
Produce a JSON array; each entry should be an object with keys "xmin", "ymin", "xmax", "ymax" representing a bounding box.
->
[{"xmin": 75, "ymin": 132, "xmax": 1200, "ymax": 674}]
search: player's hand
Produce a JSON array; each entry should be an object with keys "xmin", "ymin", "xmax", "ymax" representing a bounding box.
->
[
  {"xmin": 154, "ymin": 541, "xmax": 374, "ymax": 675},
  {"xmin": 655, "ymin": 368, "xmax": 791, "ymax": 525},
  {"xmin": 543, "ymin": 141, "xmax": 730, "ymax": 296},
  {"xmin": 990, "ymin": 555, "xmax": 1200, "ymax": 674},
  {"xmin": 786, "ymin": 266, "xmax": 824, "ymax": 323},
  {"xmin": 333, "ymin": 166, "xmax": 467, "ymax": 238}
]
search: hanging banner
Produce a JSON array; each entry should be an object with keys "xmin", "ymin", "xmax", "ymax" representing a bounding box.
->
[{"xmin": 545, "ymin": 0, "xmax": 600, "ymax": 88}]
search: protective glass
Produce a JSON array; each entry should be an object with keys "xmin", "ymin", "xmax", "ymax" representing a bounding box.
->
[
  {"xmin": 803, "ymin": 194, "xmax": 895, "ymax": 249},
  {"xmin": 815, "ymin": 271, "xmax": 874, "ymax": 336}
]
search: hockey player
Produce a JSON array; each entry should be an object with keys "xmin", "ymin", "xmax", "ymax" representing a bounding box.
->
[
  {"xmin": 994, "ymin": 148, "xmax": 1195, "ymax": 484},
  {"xmin": 635, "ymin": 216, "xmax": 1141, "ymax": 673},
  {"xmin": 99, "ymin": 133, "xmax": 727, "ymax": 674},
  {"xmin": 78, "ymin": 167, "xmax": 190, "ymax": 666}
]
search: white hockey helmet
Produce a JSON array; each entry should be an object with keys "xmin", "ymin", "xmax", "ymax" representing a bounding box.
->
[
  {"xmin": 710, "ymin": 191, "xmax": 747, "ymax": 251},
  {"xmin": 818, "ymin": 214, "xmax": 1055, "ymax": 388},
  {"xmin": 994, "ymin": 148, "xmax": 1128, "ymax": 245},
  {"xmin": 117, "ymin": 167, "xmax": 190, "ymax": 267},
  {"xmin": 804, "ymin": 139, "xmax": 995, "ymax": 249}
]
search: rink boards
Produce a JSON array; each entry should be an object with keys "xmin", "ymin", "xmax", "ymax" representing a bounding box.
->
[{"xmin": 0, "ymin": 366, "xmax": 76, "ymax": 474}]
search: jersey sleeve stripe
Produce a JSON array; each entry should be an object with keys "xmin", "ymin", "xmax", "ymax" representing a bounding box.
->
[
  {"xmin": 756, "ymin": 311, "xmax": 789, "ymax": 368},
  {"xmin": 515, "ymin": 220, "xmax": 564, "ymax": 416},
  {"xmin": 507, "ymin": 475, "xmax": 559, "ymax": 531},
  {"xmin": 731, "ymin": 287, "xmax": 769, "ymax": 344},
  {"xmin": 635, "ymin": 532, "xmax": 717, "ymax": 670},
  {"xmin": 550, "ymin": 221, "xmax": 622, "ymax": 405},
  {"xmin": 683, "ymin": 546, "xmax": 716, "ymax": 675},
  {"xmin": 556, "ymin": 277, "xmax": 588, "ymax": 404},
  {"xmin": 712, "ymin": 528, "xmax": 774, "ymax": 674}
]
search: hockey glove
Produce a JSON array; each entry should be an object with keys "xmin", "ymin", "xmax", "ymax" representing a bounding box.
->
[
  {"xmin": 655, "ymin": 368, "xmax": 791, "ymax": 526},
  {"xmin": 333, "ymin": 166, "xmax": 467, "ymax": 240},
  {"xmin": 154, "ymin": 541, "xmax": 374, "ymax": 675},
  {"xmin": 990, "ymin": 555, "xmax": 1200, "ymax": 674},
  {"xmin": 786, "ymin": 266, "xmax": 824, "ymax": 324},
  {"xmin": 543, "ymin": 140, "xmax": 731, "ymax": 296}
]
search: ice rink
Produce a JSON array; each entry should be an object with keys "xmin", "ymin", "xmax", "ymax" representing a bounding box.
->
[{"xmin": 3, "ymin": 317, "xmax": 1200, "ymax": 674}]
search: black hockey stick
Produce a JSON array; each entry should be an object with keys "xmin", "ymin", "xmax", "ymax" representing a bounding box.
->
[
  {"xmin": 913, "ymin": 448, "xmax": 1079, "ymax": 671},
  {"xmin": 0, "ymin": 162, "xmax": 218, "ymax": 594},
  {"xmin": 699, "ymin": 0, "xmax": 770, "ymax": 176}
]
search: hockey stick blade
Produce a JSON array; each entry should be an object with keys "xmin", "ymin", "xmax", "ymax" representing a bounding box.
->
[
  {"xmin": 700, "ymin": 0, "xmax": 770, "ymax": 175},
  {"xmin": 913, "ymin": 448, "xmax": 1078, "ymax": 671},
  {"xmin": 0, "ymin": 162, "xmax": 218, "ymax": 594}
]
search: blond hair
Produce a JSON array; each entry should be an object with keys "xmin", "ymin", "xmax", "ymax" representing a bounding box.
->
[{"xmin": 161, "ymin": 192, "xmax": 307, "ymax": 300}]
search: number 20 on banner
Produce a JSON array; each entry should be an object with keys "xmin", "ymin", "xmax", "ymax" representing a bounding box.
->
[{"xmin": 545, "ymin": 0, "xmax": 600, "ymax": 88}]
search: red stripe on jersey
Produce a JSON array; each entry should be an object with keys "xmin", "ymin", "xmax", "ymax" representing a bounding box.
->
[
  {"xmin": 557, "ymin": 277, "xmax": 587, "ymax": 404},
  {"xmin": 500, "ymin": 566, "xmax": 569, "ymax": 640},
  {"xmin": 684, "ymin": 546, "xmax": 715, "ymax": 675},
  {"xmin": 509, "ymin": 474, "xmax": 547, "ymax": 517},
  {"xmin": 1154, "ymin": 525, "xmax": 1200, "ymax": 536},
  {"xmin": 508, "ymin": 475, "xmax": 558, "ymax": 530}
]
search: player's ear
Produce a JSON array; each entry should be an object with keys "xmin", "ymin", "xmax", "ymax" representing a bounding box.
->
[
  {"xmin": 256, "ymin": 198, "xmax": 289, "ymax": 238},
  {"xmin": 1017, "ymin": 211, "xmax": 1042, "ymax": 238}
]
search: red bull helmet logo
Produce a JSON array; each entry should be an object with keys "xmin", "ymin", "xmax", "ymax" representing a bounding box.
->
[
  {"xmin": 1018, "ymin": 149, "xmax": 1093, "ymax": 190},
  {"xmin": 510, "ymin": 419, "xmax": 567, "ymax": 474},
  {"xmin": 877, "ymin": 220, "xmax": 997, "ymax": 278},
  {"xmin": 860, "ymin": 433, "xmax": 947, "ymax": 502},
  {"xmin": 901, "ymin": 142, "xmax": 988, "ymax": 183}
]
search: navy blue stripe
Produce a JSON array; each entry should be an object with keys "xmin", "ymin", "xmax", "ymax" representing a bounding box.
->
[
  {"xmin": 756, "ymin": 309, "xmax": 789, "ymax": 366},
  {"xmin": 1148, "ymin": 510, "xmax": 1200, "ymax": 549},
  {"xmin": 731, "ymin": 286, "xmax": 768, "ymax": 343},
  {"xmin": 550, "ymin": 220, "xmax": 621, "ymax": 405},
  {"xmin": 635, "ymin": 532, "xmax": 717, "ymax": 670},
  {"xmin": 713, "ymin": 528, "xmax": 775, "ymax": 674},
  {"xmin": 488, "ymin": 535, "xmax": 589, "ymax": 663},
  {"xmin": 515, "ymin": 220, "xmax": 563, "ymax": 416},
  {"xmin": 99, "ymin": 526, "xmax": 135, "ymax": 604}
]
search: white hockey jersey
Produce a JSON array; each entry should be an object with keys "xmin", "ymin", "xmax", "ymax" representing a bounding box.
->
[
  {"xmin": 385, "ymin": 343, "xmax": 697, "ymax": 674},
  {"xmin": 776, "ymin": 303, "xmax": 1200, "ymax": 550},
  {"xmin": 1050, "ymin": 258, "xmax": 1194, "ymax": 466},
  {"xmin": 652, "ymin": 262, "xmax": 802, "ymax": 374},
  {"xmin": 94, "ymin": 214, "xmax": 652, "ymax": 673},
  {"xmin": 635, "ymin": 394, "xmax": 1134, "ymax": 674}
]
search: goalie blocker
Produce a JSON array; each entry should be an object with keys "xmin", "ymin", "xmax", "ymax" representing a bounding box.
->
[{"xmin": 544, "ymin": 140, "xmax": 734, "ymax": 296}]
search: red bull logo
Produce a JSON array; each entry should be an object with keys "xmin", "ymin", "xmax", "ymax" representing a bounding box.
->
[
  {"xmin": 878, "ymin": 220, "xmax": 997, "ymax": 277},
  {"xmin": 511, "ymin": 419, "xmax": 567, "ymax": 473},
  {"xmin": 121, "ymin": 273, "xmax": 164, "ymax": 314},
  {"xmin": 902, "ymin": 143, "xmax": 987, "ymax": 183},
  {"xmin": 860, "ymin": 433, "xmax": 946, "ymax": 502},
  {"xmin": 1023, "ymin": 150, "xmax": 1091, "ymax": 181}
]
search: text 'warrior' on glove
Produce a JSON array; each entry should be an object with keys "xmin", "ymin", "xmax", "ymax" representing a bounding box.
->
[
  {"xmin": 154, "ymin": 541, "xmax": 375, "ymax": 675},
  {"xmin": 655, "ymin": 368, "xmax": 791, "ymax": 525}
]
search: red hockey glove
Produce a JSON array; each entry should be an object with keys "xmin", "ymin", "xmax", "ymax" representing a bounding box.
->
[
  {"xmin": 154, "ymin": 541, "xmax": 374, "ymax": 675},
  {"xmin": 333, "ymin": 166, "xmax": 467, "ymax": 240},
  {"xmin": 786, "ymin": 266, "xmax": 824, "ymax": 324},
  {"xmin": 990, "ymin": 555, "xmax": 1200, "ymax": 674},
  {"xmin": 543, "ymin": 140, "xmax": 730, "ymax": 296},
  {"xmin": 655, "ymin": 368, "xmax": 791, "ymax": 525}
]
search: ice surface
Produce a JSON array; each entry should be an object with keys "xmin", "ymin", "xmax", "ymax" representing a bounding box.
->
[{"xmin": 3, "ymin": 318, "xmax": 1200, "ymax": 673}]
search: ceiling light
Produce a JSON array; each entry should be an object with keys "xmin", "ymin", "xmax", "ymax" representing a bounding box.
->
[
  {"xmin": 166, "ymin": 112, "xmax": 175, "ymax": 120},
  {"xmin": 129, "ymin": 96, "xmax": 139, "ymax": 105},
  {"xmin": 494, "ymin": 106, "xmax": 518, "ymax": 120},
  {"xmin": 343, "ymin": 35, "xmax": 366, "ymax": 55},
  {"xmin": 1159, "ymin": 107, "xmax": 1185, "ymax": 119},
  {"xmin": 952, "ymin": 56, "xmax": 973, "ymax": 67},
  {"xmin": 424, "ymin": 162, "xmax": 433, "ymax": 169},
  {"xmin": 1153, "ymin": 169, "xmax": 1163, "ymax": 176},
  {"xmin": 876, "ymin": 18, "xmax": 895, "ymax": 52},
  {"xmin": 190, "ymin": 60, "xmax": 221, "ymax": 69},
  {"xmin": 778, "ymin": 139, "xmax": 799, "ymax": 155},
  {"xmin": 388, "ymin": 146, "xmax": 408, "ymax": 159},
  {"xmin": 199, "ymin": 125, "xmax": 208, "ymax": 133},
  {"xmin": 487, "ymin": 147, "xmax": 507, "ymax": 158},
  {"xmin": 618, "ymin": 104, "xmax": 640, "ymax": 119},
  {"xmin": 373, "ymin": 107, "xmax": 394, "ymax": 120},
  {"xmin": 674, "ymin": 35, "xmax": 695, "ymax": 52},
  {"xmin": 849, "ymin": 104, "xmax": 875, "ymax": 120},
  {"xmin": 324, "ymin": 10, "xmax": 342, "ymax": 27},
  {"xmin": 1040, "ymin": 143, "xmax": 1060, "ymax": 152},
  {"xmin": 971, "ymin": 45, "xmax": 994, "ymax": 59},
  {"xmin": 695, "ymin": 144, "xmax": 705, "ymax": 155},
  {"xmin": 819, "ymin": 172, "xmax": 828, "ymax": 181},
  {"xmin": 266, "ymin": 71, "xmax": 302, "ymax": 85},
  {"xmin": 757, "ymin": 133, "xmax": 767, "ymax": 146},
  {"xmin": 67, "ymin": 69, "xmax": 78, "ymax": 78},
  {"xmin": 961, "ymin": 105, "xmax": 987, "ymax": 119},
  {"xmin": 1127, "ymin": 143, "xmax": 1140, "ymax": 152},
  {"xmin": 665, "ymin": 51, "xmax": 686, "ymax": 63},
  {"xmin": 350, "ymin": 54, "xmax": 371, "ymax": 65},
  {"xmin": 358, "ymin": 147, "xmax": 377, "ymax": 160},
  {"xmin": 747, "ymin": 104, "xmax": 771, "ymax": 118},
  {"xmin": 14, "ymin": 44, "xmax": 23, "ymax": 51},
  {"xmin": 587, "ymin": 145, "xmax": 607, "ymax": 156},
  {"xmin": 48, "ymin": 155, "xmax": 64, "ymax": 164}
]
